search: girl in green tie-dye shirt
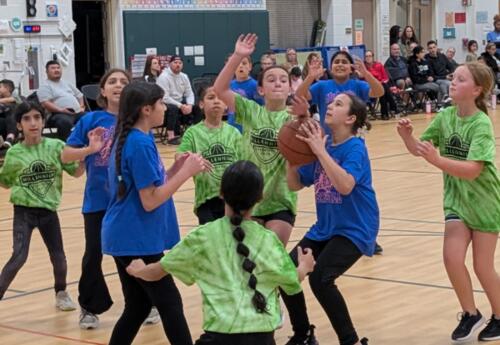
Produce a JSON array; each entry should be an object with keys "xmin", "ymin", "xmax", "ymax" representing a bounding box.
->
[
  {"xmin": 126, "ymin": 161, "xmax": 315, "ymax": 345},
  {"xmin": 214, "ymin": 33, "xmax": 302, "ymax": 245},
  {"xmin": 176, "ymin": 85, "xmax": 241, "ymax": 224},
  {"xmin": 398, "ymin": 62, "xmax": 500, "ymax": 342}
]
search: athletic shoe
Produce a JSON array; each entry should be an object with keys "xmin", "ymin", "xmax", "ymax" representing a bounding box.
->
[
  {"xmin": 55, "ymin": 291, "xmax": 77, "ymax": 311},
  {"xmin": 285, "ymin": 324, "xmax": 319, "ymax": 345},
  {"xmin": 478, "ymin": 315, "xmax": 500, "ymax": 341},
  {"xmin": 360, "ymin": 338, "xmax": 369, "ymax": 345},
  {"xmin": 167, "ymin": 137, "xmax": 181, "ymax": 145},
  {"xmin": 79, "ymin": 308, "xmax": 99, "ymax": 329},
  {"xmin": 144, "ymin": 306, "xmax": 161, "ymax": 325},
  {"xmin": 451, "ymin": 310, "xmax": 485, "ymax": 341},
  {"xmin": 374, "ymin": 242, "xmax": 383, "ymax": 255}
]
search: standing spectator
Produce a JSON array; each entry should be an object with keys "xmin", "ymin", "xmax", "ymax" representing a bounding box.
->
[
  {"xmin": 38, "ymin": 60, "xmax": 85, "ymax": 141},
  {"xmin": 408, "ymin": 46, "xmax": 440, "ymax": 101},
  {"xmin": 466, "ymin": 40, "xmax": 479, "ymax": 62},
  {"xmin": 446, "ymin": 47, "xmax": 459, "ymax": 71},
  {"xmin": 286, "ymin": 48, "xmax": 303, "ymax": 70},
  {"xmin": 401, "ymin": 25, "xmax": 419, "ymax": 58},
  {"xmin": 385, "ymin": 43, "xmax": 412, "ymax": 90},
  {"xmin": 389, "ymin": 25, "xmax": 402, "ymax": 45},
  {"xmin": 290, "ymin": 66, "xmax": 303, "ymax": 94},
  {"xmin": 426, "ymin": 40, "xmax": 454, "ymax": 103},
  {"xmin": 302, "ymin": 52, "xmax": 331, "ymax": 82},
  {"xmin": 156, "ymin": 55, "xmax": 196, "ymax": 145},
  {"xmin": 486, "ymin": 14, "xmax": 500, "ymax": 54},
  {"xmin": 364, "ymin": 50, "xmax": 398, "ymax": 120},
  {"xmin": 142, "ymin": 56, "xmax": 161, "ymax": 83}
]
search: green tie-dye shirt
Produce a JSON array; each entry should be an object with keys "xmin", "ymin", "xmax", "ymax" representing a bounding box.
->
[
  {"xmin": 160, "ymin": 216, "xmax": 302, "ymax": 333},
  {"xmin": 0, "ymin": 138, "xmax": 78, "ymax": 211},
  {"xmin": 420, "ymin": 106, "xmax": 500, "ymax": 232},
  {"xmin": 234, "ymin": 95, "xmax": 297, "ymax": 217},
  {"xmin": 177, "ymin": 122, "xmax": 242, "ymax": 211}
]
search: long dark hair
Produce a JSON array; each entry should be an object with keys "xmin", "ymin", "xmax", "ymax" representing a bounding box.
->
[
  {"xmin": 143, "ymin": 56, "xmax": 159, "ymax": 83},
  {"xmin": 114, "ymin": 81, "xmax": 164, "ymax": 199},
  {"xmin": 220, "ymin": 161, "xmax": 267, "ymax": 313},
  {"xmin": 389, "ymin": 25, "xmax": 401, "ymax": 45}
]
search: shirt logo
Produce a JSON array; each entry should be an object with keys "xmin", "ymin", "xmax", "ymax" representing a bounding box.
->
[
  {"xmin": 444, "ymin": 133, "xmax": 469, "ymax": 160},
  {"xmin": 250, "ymin": 127, "xmax": 279, "ymax": 164},
  {"xmin": 314, "ymin": 164, "xmax": 342, "ymax": 204},
  {"xmin": 19, "ymin": 160, "xmax": 56, "ymax": 199},
  {"xmin": 95, "ymin": 125, "xmax": 115, "ymax": 167},
  {"xmin": 202, "ymin": 143, "xmax": 237, "ymax": 181}
]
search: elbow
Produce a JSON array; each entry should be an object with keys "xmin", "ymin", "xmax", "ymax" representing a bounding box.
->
[
  {"xmin": 60, "ymin": 150, "xmax": 70, "ymax": 164},
  {"xmin": 464, "ymin": 170, "xmax": 482, "ymax": 181},
  {"xmin": 336, "ymin": 183, "xmax": 355, "ymax": 196}
]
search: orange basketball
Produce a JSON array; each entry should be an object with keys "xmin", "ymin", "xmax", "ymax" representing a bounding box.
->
[{"xmin": 278, "ymin": 119, "xmax": 324, "ymax": 166}]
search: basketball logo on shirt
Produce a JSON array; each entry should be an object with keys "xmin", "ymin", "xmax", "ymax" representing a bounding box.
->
[
  {"xmin": 202, "ymin": 143, "xmax": 237, "ymax": 181},
  {"xmin": 250, "ymin": 127, "xmax": 279, "ymax": 164},
  {"xmin": 314, "ymin": 164, "xmax": 342, "ymax": 204},
  {"xmin": 444, "ymin": 133, "xmax": 470, "ymax": 160},
  {"xmin": 19, "ymin": 160, "xmax": 56, "ymax": 199}
]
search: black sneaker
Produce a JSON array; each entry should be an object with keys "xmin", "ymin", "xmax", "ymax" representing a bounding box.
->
[
  {"xmin": 478, "ymin": 315, "xmax": 500, "ymax": 341},
  {"xmin": 451, "ymin": 310, "xmax": 485, "ymax": 341},
  {"xmin": 167, "ymin": 136, "xmax": 181, "ymax": 145},
  {"xmin": 285, "ymin": 325, "xmax": 319, "ymax": 345},
  {"xmin": 374, "ymin": 242, "xmax": 383, "ymax": 255},
  {"xmin": 360, "ymin": 338, "xmax": 369, "ymax": 345}
]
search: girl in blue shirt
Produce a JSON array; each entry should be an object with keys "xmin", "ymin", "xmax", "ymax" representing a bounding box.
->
[
  {"xmin": 102, "ymin": 81, "xmax": 209, "ymax": 345},
  {"xmin": 283, "ymin": 93, "xmax": 379, "ymax": 345},
  {"xmin": 61, "ymin": 68, "xmax": 130, "ymax": 328}
]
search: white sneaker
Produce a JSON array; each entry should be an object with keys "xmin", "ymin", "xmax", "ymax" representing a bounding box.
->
[
  {"xmin": 79, "ymin": 309, "xmax": 99, "ymax": 329},
  {"xmin": 144, "ymin": 306, "xmax": 161, "ymax": 325},
  {"xmin": 55, "ymin": 291, "xmax": 77, "ymax": 311}
]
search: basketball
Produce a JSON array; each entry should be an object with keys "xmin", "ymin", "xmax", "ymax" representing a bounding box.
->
[{"xmin": 278, "ymin": 119, "xmax": 323, "ymax": 166}]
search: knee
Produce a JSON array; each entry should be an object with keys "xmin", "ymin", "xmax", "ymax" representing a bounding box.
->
[
  {"xmin": 443, "ymin": 250, "xmax": 464, "ymax": 269},
  {"xmin": 473, "ymin": 259, "xmax": 493, "ymax": 281},
  {"xmin": 309, "ymin": 269, "xmax": 339, "ymax": 294},
  {"xmin": 49, "ymin": 251, "xmax": 67, "ymax": 265}
]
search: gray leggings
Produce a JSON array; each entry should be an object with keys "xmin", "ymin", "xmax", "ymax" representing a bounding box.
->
[{"xmin": 0, "ymin": 205, "xmax": 67, "ymax": 299}]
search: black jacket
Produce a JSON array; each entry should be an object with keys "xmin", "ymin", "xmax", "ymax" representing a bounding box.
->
[
  {"xmin": 408, "ymin": 57, "xmax": 434, "ymax": 85},
  {"xmin": 481, "ymin": 52, "xmax": 500, "ymax": 74},
  {"xmin": 425, "ymin": 53, "xmax": 455, "ymax": 79}
]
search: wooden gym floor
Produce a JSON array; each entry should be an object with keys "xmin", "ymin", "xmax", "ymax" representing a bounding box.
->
[{"xmin": 0, "ymin": 109, "xmax": 499, "ymax": 345}]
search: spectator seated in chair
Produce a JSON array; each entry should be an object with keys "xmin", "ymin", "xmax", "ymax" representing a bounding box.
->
[
  {"xmin": 37, "ymin": 60, "xmax": 85, "ymax": 141},
  {"xmin": 0, "ymin": 79, "xmax": 21, "ymax": 149}
]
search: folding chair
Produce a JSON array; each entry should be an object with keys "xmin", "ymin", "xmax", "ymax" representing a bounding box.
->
[{"xmin": 81, "ymin": 84, "xmax": 100, "ymax": 111}]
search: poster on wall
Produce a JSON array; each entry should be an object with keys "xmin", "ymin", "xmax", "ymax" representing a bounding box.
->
[
  {"xmin": 46, "ymin": 4, "xmax": 58, "ymax": 18},
  {"xmin": 476, "ymin": 11, "xmax": 488, "ymax": 24},
  {"xmin": 445, "ymin": 12, "xmax": 454, "ymax": 27},
  {"xmin": 455, "ymin": 12, "xmax": 466, "ymax": 24},
  {"xmin": 443, "ymin": 28, "xmax": 456, "ymax": 39}
]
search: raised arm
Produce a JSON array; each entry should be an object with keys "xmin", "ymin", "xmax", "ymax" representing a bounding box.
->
[
  {"xmin": 353, "ymin": 56, "xmax": 384, "ymax": 98},
  {"xmin": 214, "ymin": 33, "xmax": 257, "ymax": 111},
  {"xmin": 295, "ymin": 61, "xmax": 325, "ymax": 101},
  {"xmin": 61, "ymin": 127, "xmax": 106, "ymax": 163},
  {"xmin": 397, "ymin": 118, "xmax": 420, "ymax": 156}
]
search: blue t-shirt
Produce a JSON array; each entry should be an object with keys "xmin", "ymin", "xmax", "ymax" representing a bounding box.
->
[
  {"xmin": 487, "ymin": 31, "xmax": 500, "ymax": 54},
  {"xmin": 310, "ymin": 79, "xmax": 370, "ymax": 137},
  {"xmin": 298, "ymin": 137, "xmax": 379, "ymax": 256},
  {"xmin": 101, "ymin": 129, "xmax": 180, "ymax": 256},
  {"xmin": 66, "ymin": 111, "xmax": 116, "ymax": 213},
  {"xmin": 228, "ymin": 78, "xmax": 264, "ymax": 133}
]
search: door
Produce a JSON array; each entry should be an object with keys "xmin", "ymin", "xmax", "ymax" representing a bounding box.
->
[{"xmin": 352, "ymin": 0, "xmax": 374, "ymax": 50}]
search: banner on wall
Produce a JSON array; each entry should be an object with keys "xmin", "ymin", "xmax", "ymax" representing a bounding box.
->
[{"xmin": 121, "ymin": 0, "xmax": 266, "ymax": 10}]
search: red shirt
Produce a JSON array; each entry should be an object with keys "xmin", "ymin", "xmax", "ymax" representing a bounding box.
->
[{"xmin": 365, "ymin": 62, "xmax": 389, "ymax": 83}]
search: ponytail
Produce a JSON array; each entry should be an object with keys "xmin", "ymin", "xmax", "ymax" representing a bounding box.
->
[
  {"xmin": 230, "ymin": 212, "xmax": 268, "ymax": 314},
  {"xmin": 114, "ymin": 117, "xmax": 135, "ymax": 199}
]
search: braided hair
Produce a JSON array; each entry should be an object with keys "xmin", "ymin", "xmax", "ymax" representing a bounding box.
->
[
  {"xmin": 114, "ymin": 81, "xmax": 164, "ymax": 199},
  {"xmin": 220, "ymin": 161, "xmax": 267, "ymax": 313}
]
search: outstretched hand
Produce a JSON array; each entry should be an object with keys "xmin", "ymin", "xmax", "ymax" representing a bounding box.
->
[
  {"xmin": 352, "ymin": 56, "xmax": 368, "ymax": 79},
  {"xmin": 87, "ymin": 127, "xmax": 106, "ymax": 153},
  {"xmin": 307, "ymin": 61, "xmax": 326, "ymax": 80},
  {"xmin": 288, "ymin": 95, "xmax": 311, "ymax": 119},
  {"xmin": 234, "ymin": 33, "xmax": 258, "ymax": 58},
  {"xmin": 396, "ymin": 118, "xmax": 413, "ymax": 139},
  {"xmin": 416, "ymin": 141, "xmax": 440, "ymax": 165}
]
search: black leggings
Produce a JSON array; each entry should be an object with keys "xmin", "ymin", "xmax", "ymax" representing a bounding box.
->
[
  {"xmin": 109, "ymin": 254, "xmax": 193, "ymax": 345},
  {"xmin": 0, "ymin": 206, "xmax": 67, "ymax": 299},
  {"xmin": 78, "ymin": 211, "xmax": 113, "ymax": 314},
  {"xmin": 195, "ymin": 331, "xmax": 275, "ymax": 345},
  {"xmin": 281, "ymin": 236, "xmax": 363, "ymax": 345}
]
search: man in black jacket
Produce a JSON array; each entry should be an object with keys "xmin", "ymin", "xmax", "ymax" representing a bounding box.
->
[{"xmin": 425, "ymin": 40, "xmax": 454, "ymax": 103}]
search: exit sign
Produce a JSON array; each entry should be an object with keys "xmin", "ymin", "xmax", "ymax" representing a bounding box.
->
[{"xmin": 24, "ymin": 25, "xmax": 41, "ymax": 33}]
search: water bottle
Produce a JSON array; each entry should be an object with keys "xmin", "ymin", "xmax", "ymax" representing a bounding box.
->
[
  {"xmin": 492, "ymin": 94, "xmax": 497, "ymax": 110},
  {"xmin": 425, "ymin": 100, "xmax": 432, "ymax": 114}
]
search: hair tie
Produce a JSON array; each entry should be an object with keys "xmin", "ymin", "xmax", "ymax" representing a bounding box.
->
[{"xmin": 117, "ymin": 175, "xmax": 123, "ymax": 182}]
